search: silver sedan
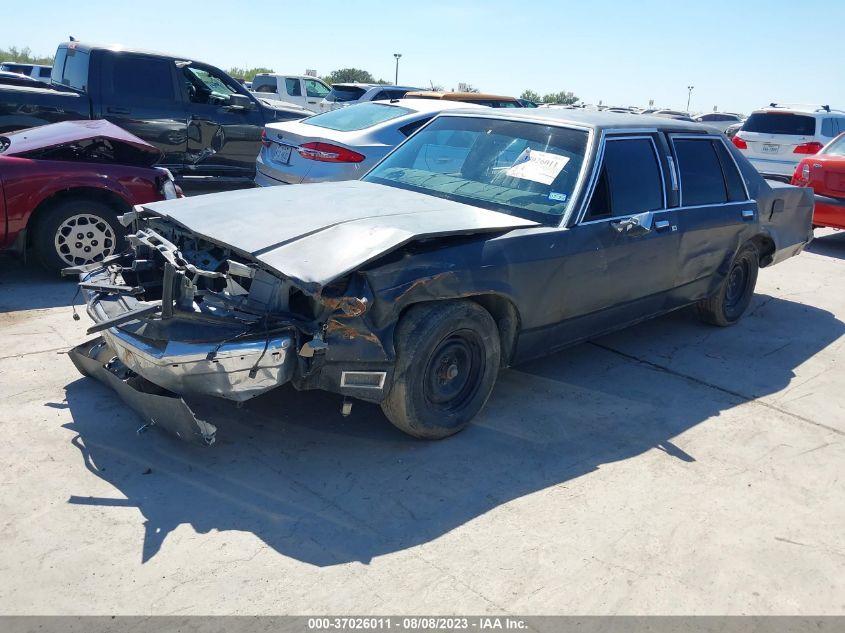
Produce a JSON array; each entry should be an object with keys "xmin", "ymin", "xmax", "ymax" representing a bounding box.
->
[{"xmin": 255, "ymin": 99, "xmax": 484, "ymax": 186}]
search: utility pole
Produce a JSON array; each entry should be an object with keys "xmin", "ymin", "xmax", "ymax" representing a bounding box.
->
[
  {"xmin": 686, "ymin": 85, "xmax": 694, "ymax": 112},
  {"xmin": 394, "ymin": 53, "xmax": 402, "ymax": 85}
]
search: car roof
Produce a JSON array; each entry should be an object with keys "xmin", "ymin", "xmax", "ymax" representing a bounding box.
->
[
  {"xmin": 433, "ymin": 107, "xmax": 710, "ymax": 132},
  {"xmin": 405, "ymin": 91, "xmax": 519, "ymax": 102},
  {"xmin": 370, "ymin": 98, "xmax": 487, "ymax": 114},
  {"xmin": 752, "ymin": 105, "xmax": 845, "ymax": 116}
]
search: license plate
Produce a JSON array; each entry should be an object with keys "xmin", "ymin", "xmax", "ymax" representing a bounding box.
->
[
  {"xmin": 272, "ymin": 144, "xmax": 293, "ymax": 164},
  {"xmin": 761, "ymin": 143, "xmax": 780, "ymax": 154}
]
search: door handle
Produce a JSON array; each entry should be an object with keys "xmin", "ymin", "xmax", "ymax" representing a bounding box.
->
[
  {"xmin": 654, "ymin": 219, "xmax": 671, "ymax": 232},
  {"xmin": 106, "ymin": 106, "xmax": 130, "ymax": 115},
  {"xmin": 610, "ymin": 217, "xmax": 651, "ymax": 236},
  {"xmin": 741, "ymin": 208, "xmax": 755, "ymax": 220}
]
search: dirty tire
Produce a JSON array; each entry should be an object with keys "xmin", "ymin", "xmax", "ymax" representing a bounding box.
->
[
  {"xmin": 381, "ymin": 301, "xmax": 501, "ymax": 439},
  {"xmin": 696, "ymin": 242, "xmax": 759, "ymax": 327},
  {"xmin": 33, "ymin": 199, "xmax": 125, "ymax": 274}
]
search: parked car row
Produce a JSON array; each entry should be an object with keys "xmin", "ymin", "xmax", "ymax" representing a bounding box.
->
[{"xmin": 0, "ymin": 41, "xmax": 309, "ymax": 184}]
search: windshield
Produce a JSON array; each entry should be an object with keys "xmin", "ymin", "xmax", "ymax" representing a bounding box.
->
[
  {"xmin": 304, "ymin": 103, "xmax": 413, "ymax": 132},
  {"xmin": 743, "ymin": 112, "xmax": 816, "ymax": 136},
  {"xmin": 823, "ymin": 134, "xmax": 845, "ymax": 157},
  {"xmin": 364, "ymin": 116, "xmax": 589, "ymax": 224}
]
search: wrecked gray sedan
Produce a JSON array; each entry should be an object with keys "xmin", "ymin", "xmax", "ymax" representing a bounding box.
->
[{"xmin": 69, "ymin": 109, "xmax": 814, "ymax": 443}]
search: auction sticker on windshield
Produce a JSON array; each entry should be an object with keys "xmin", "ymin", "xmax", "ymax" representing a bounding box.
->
[{"xmin": 505, "ymin": 148, "xmax": 569, "ymax": 185}]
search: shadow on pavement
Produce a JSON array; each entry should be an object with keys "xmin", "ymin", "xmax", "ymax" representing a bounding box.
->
[
  {"xmin": 807, "ymin": 230, "xmax": 845, "ymax": 260},
  {"xmin": 0, "ymin": 254, "xmax": 77, "ymax": 311},
  {"xmin": 60, "ymin": 294, "xmax": 845, "ymax": 566}
]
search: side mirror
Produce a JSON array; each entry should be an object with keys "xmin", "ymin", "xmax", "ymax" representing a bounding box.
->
[{"xmin": 227, "ymin": 94, "xmax": 253, "ymax": 111}]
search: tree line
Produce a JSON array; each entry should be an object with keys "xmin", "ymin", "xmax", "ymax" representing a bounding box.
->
[
  {"xmin": 1, "ymin": 48, "xmax": 580, "ymax": 104},
  {"xmin": 0, "ymin": 46, "xmax": 54, "ymax": 65}
]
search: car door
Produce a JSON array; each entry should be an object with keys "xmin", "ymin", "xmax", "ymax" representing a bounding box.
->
[
  {"xmin": 549, "ymin": 135, "xmax": 680, "ymax": 340},
  {"xmin": 181, "ymin": 63, "xmax": 266, "ymax": 178},
  {"xmin": 94, "ymin": 53, "xmax": 187, "ymax": 171},
  {"xmin": 668, "ymin": 134, "xmax": 757, "ymax": 304},
  {"xmin": 303, "ymin": 78, "xmax": 330, "ymax": 113}
]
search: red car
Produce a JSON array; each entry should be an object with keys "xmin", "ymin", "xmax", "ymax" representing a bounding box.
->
[
  {"xmin": 0, "ymin": 120, "xmax": 179, "ymax": 272},
  {"xmin": 791, "ymin": 131, "xmax": 845, "ymax": 230}
]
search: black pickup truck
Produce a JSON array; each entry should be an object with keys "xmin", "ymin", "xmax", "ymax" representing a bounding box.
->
[{"xmin": 0, "ymin": 42, "xmax": 308, "ymax": 183}]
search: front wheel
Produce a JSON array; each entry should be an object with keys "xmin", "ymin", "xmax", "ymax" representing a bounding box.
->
[
  {"xmin": 696, "ymin": 243, "xmax": 759, "ymax": 326},
  {"xmin": 381, "ymin": 301, "xmax": 501, "ymax": 439},
  {"xmin": 32, "ymin": 199, "xmax": 126, "ymax": 274}
]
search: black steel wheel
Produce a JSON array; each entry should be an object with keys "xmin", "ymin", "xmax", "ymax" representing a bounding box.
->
[
  {"xmin": 696, "ymin": 243, "xmax": 759, "ymax": 326},
  {"xmin": 381, "ymin": 301, "xmax": 501, "ymax": 439}
]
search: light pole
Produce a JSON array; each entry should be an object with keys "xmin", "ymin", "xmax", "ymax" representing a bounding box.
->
[
  {"xmin": 686, "ymin": 85, "xmax": 694, "ymax": 112},
  {"xmin": 394, "ymin": 53, "xmax": 402, "ymax": 85}
]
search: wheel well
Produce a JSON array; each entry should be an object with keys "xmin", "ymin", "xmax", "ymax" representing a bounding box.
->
[
  {"xmin": 26, "ymin": 187, "xmax": 131, "ymax": 246},
  {"xmin": 748, "ymin": 234, "xmax": 776, "ymax": 267},
  {"xmin": 398, "ymin": 294, "xmax": 522, "ymax": 368}
]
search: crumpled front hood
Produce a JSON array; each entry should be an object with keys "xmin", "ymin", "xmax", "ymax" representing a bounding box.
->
[
  {"xmin": 141, "ymin": 181, "xmax": 538, "ymax": 293},
  {"xmin": 2, "ymin": 119, "xmax": 163, "ymax": 166}
]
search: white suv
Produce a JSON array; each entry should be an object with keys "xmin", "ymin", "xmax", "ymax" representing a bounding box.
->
[{"xmin": 732, "ymin": 104, "xmax": 845, "ymax": 181}]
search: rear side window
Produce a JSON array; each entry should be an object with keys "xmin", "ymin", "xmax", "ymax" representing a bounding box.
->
[
  {"xmin": 252, "ymin": 77, "xmax": 276, "ymax": 93},
  {"xmin": 674, "ymin": 138, "xmax": 729, "ymax": 206},
  {"xmin": 285, "ymin": 78, "xmax": 301, "ymax": 96},
  {"xmin": 713, "ymin": 141, "xmax": 747, "ymax": 202},
  {"xmin": 52, "ymin": 46, "xmax": 90, "ymax": 91},
  {"xmin": 585, "ymin": 138, "xmax": 664, "ymax": 219},
  {"xmin": 100, "ymin": 55, "xmax": 175, "ymax": 103},
  {"xmin": 743, "ymin": 112, "xmax": 816, "ymax": 136},
  {"xmin": 326, "ymin": 86, "xmax": 367, "ymax": 102},
  {"xmin": 304, "ymin": 102, "xmax": 413, "ymax": 131},
  {"xmin": 398, "ymin": 116, "xmax": 432, "ymax": 137}
]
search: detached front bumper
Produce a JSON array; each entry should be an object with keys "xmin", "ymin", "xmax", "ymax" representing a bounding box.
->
[
  {"xmin": 69, "ymin": 337, "xmax": 218, "ymax": 446},
  {"xmin": 100, "ymin": 325, "xmax": 296, "ymax": 403}
]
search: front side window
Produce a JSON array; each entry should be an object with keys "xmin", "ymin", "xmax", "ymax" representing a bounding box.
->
[
  {"xmin": 585, "ymin": 138, "xmax": 663, "ymax": 220},
  {"xmin": 183, "ymin": 66, "xmax": 238, "ymax": 105},
  {"xmin": 364, "ymin": 116, "xmax": 589, "ymax": 224},
  {"xmin": 305, "ymin": 79, "xmax": 330, "ymax": 98},
  {"xmin": 674, "ymin": 138, "xmax": 729, "ymax": 206},
  {"xmin": 304, "ymin": 102, "xmax": 413, "ymax": 132},
  {"xmin": 285, "ymin": 78, "xmax": 301, "ymax": 96}
]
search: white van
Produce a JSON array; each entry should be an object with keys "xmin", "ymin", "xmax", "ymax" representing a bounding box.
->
[{"xmin": 250, "ymin": 74, "xmax": 331, "ymax": 113}]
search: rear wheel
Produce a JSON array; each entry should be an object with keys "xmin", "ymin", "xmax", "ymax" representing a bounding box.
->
[
  {"xmin": 381, "ymin": 301, "xmax": 501, "ymax": 439},
  {"xmin": 32, "ymin": 199, "xmax": 125, "ymax": 274},
  {"xmin": 696, "ymin": 243, "xmax": 759, "ymax": 326}
]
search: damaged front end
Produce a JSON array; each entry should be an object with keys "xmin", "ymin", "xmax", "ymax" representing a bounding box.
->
[{"xmin": 66, "ymin": 208, "xmax": 387, "ymax": 444}]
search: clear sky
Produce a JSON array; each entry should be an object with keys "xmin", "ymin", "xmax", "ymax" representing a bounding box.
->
[{"xmin": 4, "ymin": 0, "xmax": 842, "ymax": 114}]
